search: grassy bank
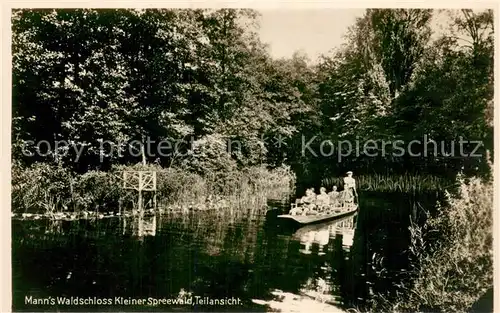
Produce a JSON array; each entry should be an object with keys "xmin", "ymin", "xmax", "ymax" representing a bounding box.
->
[
  {"xmin": 370, "ymin": 172, "xmax": 493, "ymax": 312},
  {"xmin": 11, "ymin": 162, "xmax": 295, "ymax": 217},
  {"xmin": 322, "ymin": 173, "xmax": 450, "ymax": 193}
]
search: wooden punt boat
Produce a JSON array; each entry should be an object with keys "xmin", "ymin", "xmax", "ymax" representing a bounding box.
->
[
  {"xmin": 277, "ymin": 205, "xmax": 358, "ymax": 226},
  {"xmin": 292, "ymin": 212, "xmax": 357, "ymax": 238}
]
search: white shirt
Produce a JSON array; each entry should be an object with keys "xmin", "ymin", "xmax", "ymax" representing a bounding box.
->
[{"xmin": 344, "ymin": 177, "xmax": 356, "ymax": 189}]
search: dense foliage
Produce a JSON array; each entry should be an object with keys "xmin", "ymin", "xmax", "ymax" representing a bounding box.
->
[
  {"xmin": 310, "ymin": 9, "xmax": 493, "ymax": 182},
  {"xmin": 371, "ymin": 167, "xmax": 493, "ymax": 312},
  {"xmin": 12, "ymin": 9, "xmax": 493, "ymax": 184},
  {"xmin": 12, "ymin": 161, "xmax": 294, "ymax": 214}
]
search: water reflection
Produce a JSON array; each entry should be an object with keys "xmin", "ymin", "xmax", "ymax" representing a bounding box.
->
[
  {"xmin": 262, "ymin": 214, "xmax": 359, "ymax": 310},
  {"xmin": 13, "ymin": 192, "xmax": 431, "ymax": 312},
  {"xmin": 335, "ymin": 217, "xmax": 356, "ymax": 251},
  {"xmin": 46, "ymin": 219, "xmax": 63, "ymax": 235},
  {"xmin": 251, "ymin": 289, "xmax": 344, "ymax": 312},
  {"xmin": 293, "ymin": 214, "xmax": 357, "ymax": 256},
  {"xmin": 131, "ymin": 214, "xmax": 157, "ymax": 239}
]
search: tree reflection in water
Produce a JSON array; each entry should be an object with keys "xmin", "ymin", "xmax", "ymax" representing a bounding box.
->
[{"xmin": 15, "ymin": 204, "xmax": 403, "ymax": 312}]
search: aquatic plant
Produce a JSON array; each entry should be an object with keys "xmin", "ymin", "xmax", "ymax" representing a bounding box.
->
[
  {"xmin": 111, "ymin": 163, "xmax": 294, "ymax": 212},
  {"xmin": 371, "ymin": 165, "xmax": 493, "ymax": 312},
  {"xmin": 321, "ymin": 173, "xmax": 449, "ymax": 193},
  {"xmin": 12, "ymin": 162, "xmax": 296, "ymax": 216}
]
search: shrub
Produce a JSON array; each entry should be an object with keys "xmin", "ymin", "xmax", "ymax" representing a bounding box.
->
[
  {"xmin": 372, "ymin": 173, "xmax": 493, "ymax": 312},
  {"xmin": 157, "ymin": 168, "xmax": 207, "ymax": 205},
  {"xmin": 12, "ymin": 161, "xmax": 296, "ymax": 214},
  {"xmin": 73, "ymin": 170, "xmax": 123, "ymax": 211},
  {"xmin": 180, "ymin": 134, "xmax": 238, "ymax": 176},
  {"xmin": 11, "ymin": 162, "xmax": 73, "ymax": 213}
]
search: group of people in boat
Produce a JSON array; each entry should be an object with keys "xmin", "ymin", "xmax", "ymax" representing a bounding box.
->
[{"xmin": 289, "ymin": 171, "xmax": 358, "ymax": 216}]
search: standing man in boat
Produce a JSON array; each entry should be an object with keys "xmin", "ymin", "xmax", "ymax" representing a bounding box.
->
[{"xmin": 343, "ymin": 171, "xmax": 358, "ymax": 207}]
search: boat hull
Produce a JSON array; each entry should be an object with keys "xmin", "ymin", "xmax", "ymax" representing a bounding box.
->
[{"xmin": 277, "ymin": 206, "xmax": 358, "ymax": 226}]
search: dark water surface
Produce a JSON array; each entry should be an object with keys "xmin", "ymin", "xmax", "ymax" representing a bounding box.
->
[{"xmin": 12, "ymin": 192, "xmax": 437, "ymax": 312}]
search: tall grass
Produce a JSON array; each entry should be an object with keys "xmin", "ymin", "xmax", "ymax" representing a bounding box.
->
[
  {"xmin": 321, "ymin": 173, "xmax": 449, "ymax": 193},
  {"xmin": 11, "ymin": 162, "xmax": 73, "ymax": 214},
  {"xmin": 370, "ymin": 172, "xmax": 493, "ymax": 312},
  {"xmin": 11, "ymin": 162, "xmax": 295, "ymax": 215}
]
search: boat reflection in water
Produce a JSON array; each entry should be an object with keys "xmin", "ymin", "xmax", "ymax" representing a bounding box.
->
[
  {"xmin": 255, "ymin": 213, "xmax": 359, "ymax": 310},
  {"xmin": 333, "ymin": 216, "xmax": 355, "ymax": 252},
  {"xmin": 294, "ymin": 213, "xmax": 357, "ymax": 255},
  {"xmin": 297, "ymin": 214, "xmax": 358, "ymax": 305},
  {"xmin": 297, "ymin": 228, "xmax": 330, "ymax": 255}
]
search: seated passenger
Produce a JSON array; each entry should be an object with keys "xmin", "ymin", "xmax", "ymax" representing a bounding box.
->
[
  {"xmin": 299, "ymin": 188, "xmax": 314, "ymax": 204},
  {"xmin": 303, "ymin": 205, "xmax": 318, "ymax": 216},
  {"xmin": 291, "ymin": 189, "xmax": 312, "ymax": 215},
  {"xmin": 328, "ymin": 186, "xmax": 340, "ymax": 209},
  {"xmin": 289, "ymin": 206, "xmax": 302, "ymax": 216},
  {"xmin": 308, "ymin": 188, "xmax": 317, "ymax": 202},
  {"xmin": 316, "ymin": 187, "xmax": 330, "ymax": 213},
  {"xmin": 328, "ymin": 186, "xmax": 339, "ymax": 199}
]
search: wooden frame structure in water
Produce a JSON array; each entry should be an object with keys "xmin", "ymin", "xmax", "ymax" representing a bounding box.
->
[{"xmin": 122, "ymin": 170, "xmax": 157, "ymax": 213}]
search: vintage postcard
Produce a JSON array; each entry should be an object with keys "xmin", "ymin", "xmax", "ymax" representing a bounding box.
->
[{"xmin": 4, "ymin": 2, "xmax": 497, "ymax": 312}]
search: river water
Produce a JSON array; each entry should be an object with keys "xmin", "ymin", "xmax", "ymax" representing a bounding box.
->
[{"xmin": 12, "ymin": 192, "xmax": 436, "ymax": 312}]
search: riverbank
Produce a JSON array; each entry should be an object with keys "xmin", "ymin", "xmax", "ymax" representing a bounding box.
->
[
  {"xmin": 11, "ymin": 162, "xmax": 295, "ymax": 216},
  {"xmin": 370, "ymin": 172, "xmax": 493, "ymax": 312},
  {"xmin": 11, "ymin": 206, "xmax": 217, "ymax": 221}
]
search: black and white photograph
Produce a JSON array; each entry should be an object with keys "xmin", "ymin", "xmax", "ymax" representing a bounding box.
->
[{"xmin": 7, "ymin": 4, "xmax": 496, "ymax": 313}]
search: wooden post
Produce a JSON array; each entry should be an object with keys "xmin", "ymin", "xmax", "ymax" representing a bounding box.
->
[
  {"xmin": 138, "ymin": 190, "xmax": 143, "ymax": 214},
  {"xmin": 141, "ymin": 135, "xmax": 146, "ymax": 166},
  {"xmin": 153, "ymin": 172, "xmax": 157, "ymax": 211},
  {"xmin": 122, "ymin": 170, "xmax": 156, "ymax": 215},
  {"xmin": 118, "ymin": 198, "xmax": 122, "ymax": 216},
  {"xmin": 69, "ymin": 177, "xmax": 75, "ymax": 212},
  {"xmin": 122, "ymin": 217, "xmax": 127, "ymax": 235},
  {"xmin": 153, "ymin": 193, "xmax": 157, "ymax": 212},
  {"xmin": 138, "ymin": 171, "xmax": 143, "ymax": 213}
]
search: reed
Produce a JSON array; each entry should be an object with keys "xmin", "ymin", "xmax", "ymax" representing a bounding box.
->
[
  {"xmin": 12, "ymin": 162, "xmax": 296, "ymax": 215},
  {"xmin": 11, "ymin": 162, "xmax": 73, "ymax": 214},
  {"xmin": 370, "ymin": 171, "xmax": 493, "ymax": 312},
  {"xmin": 321, "ymin": 173, "xmax": 449, "ymax": 193}
]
